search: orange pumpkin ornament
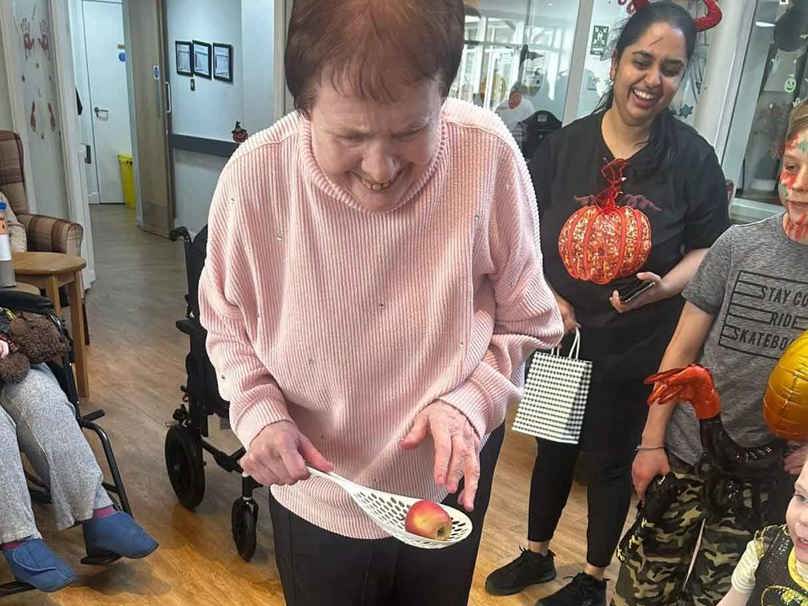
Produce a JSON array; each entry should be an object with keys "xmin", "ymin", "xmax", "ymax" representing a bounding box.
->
[
  {"xmin": 763, "ymin": 329, "xmax": 808, "ymax": 441},
  {"xmin": 558, "ymin": 159, "xmax": 652, "ymax": 285}
]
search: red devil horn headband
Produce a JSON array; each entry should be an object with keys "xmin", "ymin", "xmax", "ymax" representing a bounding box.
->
[{"xmin": 619, "ymin": 0, "xmax": 722, "ymax": 32}]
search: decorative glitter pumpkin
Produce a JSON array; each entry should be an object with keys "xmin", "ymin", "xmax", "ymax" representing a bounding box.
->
[
  {"xmin": 763, "ymin": 329, "xmax": 808, "ymax": 441},
  {"xmin": 558, "ymin": 159, "xmax": 652, "ymax": 285}
]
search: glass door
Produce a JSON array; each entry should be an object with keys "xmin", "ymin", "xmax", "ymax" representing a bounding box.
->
[
  {"xmin": 450, "ymin": 0, "xmax": 582, "ymax": 144},
  {"xmin": 723, "ymin": 0, "xmax": 807, "ymax": 221}
]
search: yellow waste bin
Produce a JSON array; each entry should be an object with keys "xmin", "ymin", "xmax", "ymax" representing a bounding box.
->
[{"xmin": 117, "ymin": 153, "xmax": 135, "ymax": 208}]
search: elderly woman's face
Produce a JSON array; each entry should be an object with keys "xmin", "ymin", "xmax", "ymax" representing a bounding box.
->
[{"xmin": 309, "ymin": 77, "xmax": 443, "ymax": 212}]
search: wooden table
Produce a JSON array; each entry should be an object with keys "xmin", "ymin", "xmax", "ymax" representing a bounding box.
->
[{"xmin": 12, "ymin": 252, "xmax": 89, "ymax": 398}]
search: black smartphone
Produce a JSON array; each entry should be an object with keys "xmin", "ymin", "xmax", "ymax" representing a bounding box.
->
[{"xmin": 617, "ymin": 279, "xmax": 655, "ymax": 304}]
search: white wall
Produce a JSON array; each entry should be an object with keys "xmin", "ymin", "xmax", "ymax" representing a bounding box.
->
[
  {"xmin": 0, "ymin": 22, "xmax": 12, "ymax": 129},
  {"xmin": 11, "ymin": 0, "xmax": 69, "ymax": 218},
  {"xmin": 242, "ymin": 0, "xmax": 274, "ymax": 131},
  {"xmin": 167, "ymin": 0, "xmax": 276, "ymax": 231},
  {"xmin": 172, "ymin": 149, "xmax": 226, "ymax": 233},
  {"xmin": 166, "ymin": 0, "xmax": 242, "ymax": 140}
]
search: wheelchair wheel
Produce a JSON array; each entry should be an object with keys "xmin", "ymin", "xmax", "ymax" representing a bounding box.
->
[
  {"xmin": 231, "ymin": 497, "xmax": 258, "ymax": 561},
  {"xmin": 165, "ymin": 425, "xmax": 205, "ymax": 510}
]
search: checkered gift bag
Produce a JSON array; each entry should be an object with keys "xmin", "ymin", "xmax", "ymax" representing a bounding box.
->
[{"xmin": 512, "ymin": 328, "xmax": 592, "ymax": 445}]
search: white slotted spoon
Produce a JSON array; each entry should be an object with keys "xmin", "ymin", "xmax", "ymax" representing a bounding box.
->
[{"xmin": 306, "ymin": 466, "xmax": 473, "ymax": 549}]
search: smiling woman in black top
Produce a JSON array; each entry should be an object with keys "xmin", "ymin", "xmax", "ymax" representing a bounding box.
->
[{"xmin": 485, "ymin": 4, "xmax": 730, "ymax": 605}]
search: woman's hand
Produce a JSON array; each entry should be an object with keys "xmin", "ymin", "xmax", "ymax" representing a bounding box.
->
[
  {"xmin": 610, "ymin": 271, "xmax": 672, "ymax": 314},
  {"xmin": 632, "ymin": 447, "xmax": 670, "ymax": 501},
  {"xmin": 554, "ymin": 292, "xmax": 578, "ymax": 334},
  {"xmin": 785, "ymin": 442, "xmax": 808, "ymax": 475},
  {"xmin": 239, "ymin": 420, "xmax": 334, "ymax": 486},
  {"xmin": 400, "ymin": 401, "xmax": 481, "ymax": 512}
]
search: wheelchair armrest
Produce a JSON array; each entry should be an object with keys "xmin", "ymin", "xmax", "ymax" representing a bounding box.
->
[
  {"xmin": 0, "ymin": 291, "xmax": 54, "ymax": 314},
  {"xmin": 176, "ymin": 318, "xmax": 205, "ymax": 338}
]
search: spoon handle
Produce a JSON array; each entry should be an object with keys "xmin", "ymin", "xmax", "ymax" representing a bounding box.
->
[{"xmin": 306, "ymin": 466, "xmax": 355, "ymax": 492}]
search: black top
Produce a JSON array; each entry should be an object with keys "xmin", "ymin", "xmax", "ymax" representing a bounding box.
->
[
  {"xmin": 530, "ymin": 111, "xmax": 730, "ymax": 378},
  {"xmin": 748, "ymin": 525, "xmax": 807, "ymax": 605}
]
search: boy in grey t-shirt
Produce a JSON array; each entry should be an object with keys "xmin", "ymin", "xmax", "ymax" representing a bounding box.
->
[
  {"xmin": 612, "ymin": 213, "xmax": 808, "ymax": 606},
  {"xmin": 613, "ymin": 99, "xmax": 808, "ymax": 606},
  {"xmin": 667, "ymin": 214, "xmax": 807, "ymax": 464}
]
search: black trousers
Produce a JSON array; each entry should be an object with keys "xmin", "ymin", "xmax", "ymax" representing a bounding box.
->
[
  {"xmin": 527, "ymin": 376, "xmax": 651, "ymax": 568},
  {"xmin": 269, "ymin": 424, "xmax": 504, "ymax": 606}
]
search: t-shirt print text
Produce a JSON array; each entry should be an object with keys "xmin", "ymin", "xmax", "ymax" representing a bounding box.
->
[{"xmin": 720, "ymin": 271, "xmax": 808, "ymax": 360}]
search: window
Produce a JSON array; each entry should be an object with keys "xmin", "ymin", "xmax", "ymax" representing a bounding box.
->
[
  {"xmin": 724, "ymin": 0, "xmax": 807, "ymax": 210},
  {"xmin": 449, "ymin": 0, "xmax": 581, "ymax": 138}
]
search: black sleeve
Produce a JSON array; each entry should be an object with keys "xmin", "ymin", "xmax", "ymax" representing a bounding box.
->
[
  {"xmin": 527, "ymin": 136, "xmax": 554, "ymax": 221},
  {"xmin": 682, "ymin": 144, "xmax": 731, "ymax": 251}
]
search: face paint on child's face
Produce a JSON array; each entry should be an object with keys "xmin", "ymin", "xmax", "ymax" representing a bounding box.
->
[
  {"xmin": 780, "ymin": 134, "xmax": 808, "ymax": 242},
  {"xmin": 786, "ymin": 464, "xmax": 808, "ymax": 563}
]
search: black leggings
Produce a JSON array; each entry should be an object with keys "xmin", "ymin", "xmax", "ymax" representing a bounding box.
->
[
  {"xmin": 270, "ymin": 425, "xmax": 505, "ymax": 606},
  {"xmin": 528, "ymin": 377, "xmax": 651, "ymax": 568}
]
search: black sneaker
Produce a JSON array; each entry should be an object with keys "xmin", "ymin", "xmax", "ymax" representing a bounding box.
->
[
  {"xmin": 536, "ymin": 572, "xmax": 606, "ymax": 606},
  {"xmin": 485, "ymin": 548, "xmax": 556, "ymax": 596}
]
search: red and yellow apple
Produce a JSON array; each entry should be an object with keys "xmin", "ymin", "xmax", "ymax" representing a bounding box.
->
[{"xmin": 404, "ymin": 500, "xmax": 452, "ymax": 540}]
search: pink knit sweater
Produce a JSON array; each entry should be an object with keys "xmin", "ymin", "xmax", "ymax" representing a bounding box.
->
[{"xmin": 198, "ymin": 98, "xmax": 563, "ymax": 539}]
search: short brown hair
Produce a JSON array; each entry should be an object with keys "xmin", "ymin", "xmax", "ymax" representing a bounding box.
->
[
  {"xmin": 787, "ymin": 99, "xmax": 808, "ymax": 142},
  {"xmin": 285, "ymin": 0, "xmax": 465, "ymax": 115}
]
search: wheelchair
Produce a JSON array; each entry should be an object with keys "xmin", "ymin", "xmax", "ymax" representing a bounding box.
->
[
  {"xmin": 0, "ymin": 290, "xmax": 131, "ymax": 598},
  {"xmin": 164, "ymin": 227, "xmax": 261, "ymax": 562}
]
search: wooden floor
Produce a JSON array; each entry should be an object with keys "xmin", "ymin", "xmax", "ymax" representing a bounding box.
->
[{"xmin": 2, "ymin": 206, "xmax": 629, "ymax": 605}]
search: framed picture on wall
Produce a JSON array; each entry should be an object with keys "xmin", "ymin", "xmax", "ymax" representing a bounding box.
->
[
  {"xmin": 213, "ymin": 43, "xmax": 233, "ymax": 82},
  {"xmin": 175, "ymin": 40, "xmax": 192, "ymax": 76},
  {"xmin": 192, "ymin": 40, "xmax": 212, "ymax": 78}
]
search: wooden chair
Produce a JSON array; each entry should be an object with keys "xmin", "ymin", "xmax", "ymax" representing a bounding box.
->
[{"xmin": 0, "ymin": 131, "xmax": 89, "ymax": 344}]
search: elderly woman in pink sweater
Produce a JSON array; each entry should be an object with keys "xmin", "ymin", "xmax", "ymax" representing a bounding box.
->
[{"xmin": 198, "ymin": 1, "xmax": 563, "ymax": 604}]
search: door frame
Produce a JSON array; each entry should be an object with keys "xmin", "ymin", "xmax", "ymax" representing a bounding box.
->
[
  {"xmin": 50, "ymin": 0, "xmax": 96, "ymax": 284},
  {"xmin": 123, "ymin": 0, "xmax": 175, "ymax": 237},
  {"xmin": 560, "ymin": 0, "xmax": 593, "ymax": 125},
  {"xmin": 274, "ymin": 0, "xmax": 293, "ymax": 120}
]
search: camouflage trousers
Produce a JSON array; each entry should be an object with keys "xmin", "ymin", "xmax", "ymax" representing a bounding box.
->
[{"xmin": 611, "ymin": 457, "xmax": 786, "ymax": 606}]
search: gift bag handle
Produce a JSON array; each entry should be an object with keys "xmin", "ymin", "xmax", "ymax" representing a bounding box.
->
[{"xmin": 550, "ymin": 327, "xmax": 581, "ymax": 360}]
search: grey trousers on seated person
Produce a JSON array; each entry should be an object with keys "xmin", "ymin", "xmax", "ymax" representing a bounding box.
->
[{"xmin": 0, "ymin": 365, "xmax": 111, "ymax": 544}]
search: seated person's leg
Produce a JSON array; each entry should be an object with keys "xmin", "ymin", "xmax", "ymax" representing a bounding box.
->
[
  {"xmin": 2, "ymin": 365, "xmax": 157, "ymax": 559},
  {"xmin": 0, "ymin": 406, "xmax": 75, "ymax": 592},
  {"xmin": 3, "ymin": 365, "xmax": 108, "ymax": 526},
  {"xmin": 0, "ymin": 407, "xmax": 38, "ymax": 545}
]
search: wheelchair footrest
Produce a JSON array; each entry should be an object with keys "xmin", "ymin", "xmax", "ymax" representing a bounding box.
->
[
  {"xmin": 81, "ymin": 409, "xmax": 105, "ymax": 422},
  {"xmin": 81, "ymin": 551, "xmax": 122, "ymax": 566},
  {"xmin": 0, "ymin": 580, "xmax": 35, "ymax": 596}
]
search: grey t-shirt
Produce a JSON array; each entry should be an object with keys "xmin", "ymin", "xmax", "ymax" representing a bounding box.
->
[{"xmin": 666, "ymin": 214, "xmax": 808, "ymax": 465}]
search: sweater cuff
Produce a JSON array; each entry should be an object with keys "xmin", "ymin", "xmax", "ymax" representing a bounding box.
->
[
  {"xmin": 439, "ymin": 364, "xmax": 512, "ymax": 438},
  {"xmin": 440, "ymin": 386, "xmax": 488, "ymax": 440},
  {"xmin": 231, "ymin": 398, "xmax": 293, "ymax": 449}
]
